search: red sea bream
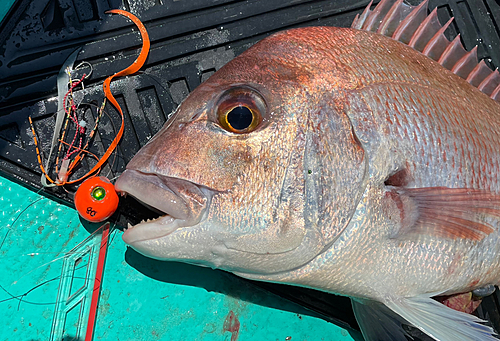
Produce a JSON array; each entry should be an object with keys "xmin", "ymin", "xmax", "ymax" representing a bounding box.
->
[{"xmin": 115, "ymin": 0, "xmax": 500, "ymax": 339}]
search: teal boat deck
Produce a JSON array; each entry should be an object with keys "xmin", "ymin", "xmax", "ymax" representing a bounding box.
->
[
  {"xmin": 0, "ymin": 176, "xmax": 360, "ymax": 340},
  {"xmin": 3, "ymin": 0, "xmax": 500, "ymax": 340}
]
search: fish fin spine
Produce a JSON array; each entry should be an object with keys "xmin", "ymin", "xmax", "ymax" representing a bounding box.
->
[{"xmin": 353, "ymin": 0, "xmax": 499, "ymax": 102}]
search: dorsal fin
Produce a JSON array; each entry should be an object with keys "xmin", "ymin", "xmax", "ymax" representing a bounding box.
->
[{"xmin": 352, "ymin": 0, "xmax": 500, "ymax": 102}]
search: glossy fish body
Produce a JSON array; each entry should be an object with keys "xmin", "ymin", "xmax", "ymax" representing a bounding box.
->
[
  {"xmin": 242, "ymin": 27, "xmax": 500, "ymax": 298},
  {"xmin": 115, "ymin": 2, "xmax": 500, "ymax": 340}
]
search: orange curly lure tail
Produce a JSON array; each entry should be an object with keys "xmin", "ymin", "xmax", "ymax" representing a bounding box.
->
[{"xmin": 77, "ymin": 9, "xmax": 150, "ymax": 181}]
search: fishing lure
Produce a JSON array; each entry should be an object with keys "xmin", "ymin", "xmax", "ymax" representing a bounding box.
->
[
  {"xmin": 28, "ymin": 9, "xmax": 150, "ymax": 188},
  {"xmin": 74, "ymin": 176, "xmax": 119, "ymax": 222},
  {"xmin": 28, "ymin": 9, "xmax": 150, "ymax": 221}
]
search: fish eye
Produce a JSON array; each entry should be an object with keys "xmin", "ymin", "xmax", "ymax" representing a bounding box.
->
[
  {"xmin": 221, "ymin": 105, "xmax": 259, "ymax": 132},
  {"xmin": 226, "ymin": 106, "xmax": 254, "ymax": 130},
  {"xmin": 216, "ymin": 87, "xmax": 266, "ymax": 134}
]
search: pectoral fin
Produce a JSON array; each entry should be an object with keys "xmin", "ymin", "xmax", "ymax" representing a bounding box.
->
[
  {"xmin": 387, "ymin": 187, "xmax": 500, "ymax": 241},
  {"xmin": 384, "ymin": 295, "xmax": 497, "ymax": 341}
]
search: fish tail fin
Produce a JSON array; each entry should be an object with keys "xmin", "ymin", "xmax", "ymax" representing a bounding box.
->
[{"xmin": 352, "ymin": 0, "xmax": 500, "ymax": 101}]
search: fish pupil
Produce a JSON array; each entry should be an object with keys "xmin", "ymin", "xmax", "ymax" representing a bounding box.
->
[{"xmin": 227, "ymin": 106, "xmax": 253, "ymax": 130}]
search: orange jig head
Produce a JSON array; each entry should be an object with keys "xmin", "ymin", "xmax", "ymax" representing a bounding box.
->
[{"xmin": 75, "ymin": 176, "xmax": 119, "ymax": 222}]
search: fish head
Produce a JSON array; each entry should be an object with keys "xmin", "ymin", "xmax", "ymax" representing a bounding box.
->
[{"xmin": 115, "ymin": 27, "xmax": 367, "ymax": 276}]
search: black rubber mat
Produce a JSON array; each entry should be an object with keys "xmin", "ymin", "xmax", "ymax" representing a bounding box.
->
[{"xmin": 1, "ymin": 0, "xmax": 500, "ymax": 338}]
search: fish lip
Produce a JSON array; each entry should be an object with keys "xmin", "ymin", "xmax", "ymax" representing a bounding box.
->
[
  {"xmin": 122, "ymin": 215, "xmax": 179, "ymax": 244},
  {"xmin": 115, "ymin": 169, "xmax": 213, "ymax": 243}
]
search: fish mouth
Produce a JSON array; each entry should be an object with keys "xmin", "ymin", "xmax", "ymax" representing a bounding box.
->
[{"xmin": 114, "ymin": 169, "xmax": 211, "ymax": 244}]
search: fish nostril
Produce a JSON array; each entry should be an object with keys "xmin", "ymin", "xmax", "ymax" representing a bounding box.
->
[{"xmin": 189, "ymin": 111, "xmax": 203, "ymax": 122}]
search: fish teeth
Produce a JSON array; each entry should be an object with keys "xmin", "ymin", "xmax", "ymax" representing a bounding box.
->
[{"xmin": 127, "ymin": 222, "xmax": 133, "ymax": 230}]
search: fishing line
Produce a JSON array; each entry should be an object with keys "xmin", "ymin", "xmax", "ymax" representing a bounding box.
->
[
  {"xmin": 0, "ymin": 190, "xmax": 45, "ymax": 252},
  {"xmin": 1, "ymin": 197, "xmax": 106, "ymax": 309},
  {"xmin": 0, "ymin": 274, "xmax": 88, "ymax": 309},
  {"xmin": 12, "ymin": 225, "xmax": 104, "ymax": 285},
  {"xmin": 58, "ymin": 101, "xmax": 120, "ymax": 182}
]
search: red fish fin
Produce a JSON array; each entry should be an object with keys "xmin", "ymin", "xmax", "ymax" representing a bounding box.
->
[
  {"xmin": 392, "ymin": 0, "xmax": 428, "ymax": 44},
  {"xmin": 408, "ymin": 8, "xmax": 444, "ymax": 52},
  {"xmin": 492, "ymin": 83, "xmax": 500, "ymax": 101},
  {"xmin": 421, "ymin": 16, "xmax": 454, "ymax": 61},
  {"xmin": 389, "ymin": 187, "xmax": 500, "ymax": 241},
  {"xmin": 451, "ymin": 46, "xmax": 478, "ymax": 79},
  {"xmin": 477, "ymin": 67, "xmax": 500, "ymax": 95},
  {"xmin": 438, "ymin": 34, "xmax": 467, "ymax": 69},
  {"xmin": 361, "ymin": 0, "xmax": 399, "ymax": 32},
  {"xmin": 353, "ymin": 0, "xmax": 499, "ymax": 102},
  {"xmin": 377, "ymin": 0, "xmax": 414, "ymax": 37},
  {"xmin": 351, "ymin": 1, "xmax": 372, "ymax": 30},
  {"xmin": 467, "ymin": 60, "xmax": 494, "ymax": 88}
]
